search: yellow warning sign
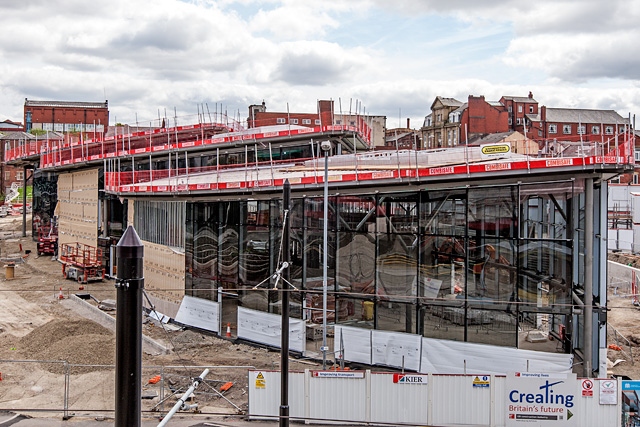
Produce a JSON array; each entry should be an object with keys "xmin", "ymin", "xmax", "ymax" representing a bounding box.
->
[
  {"xmin": 255, "ymin": 372, "xmax": 266, "ymax": 389},
  {"xmin": 481, "ymin": 144, "xmax": 510, "ymax": 156},
  {"xmin": 472, "ymin": 375, "xmax": 490, "ymax": 388}
]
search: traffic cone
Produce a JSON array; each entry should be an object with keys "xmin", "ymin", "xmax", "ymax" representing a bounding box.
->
[
  {"xmin": 58, "ymin": 287, "xmax": 64, "ymax": 300},
  {"xmin": 226, "ymin": 323, "xmax": 232, "ymax": 338}
]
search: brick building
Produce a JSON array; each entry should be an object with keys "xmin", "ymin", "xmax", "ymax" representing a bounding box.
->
[
  {"xmin": 24, "ymin": 99, "xmax": 109, "ymax": 134},
  {"xmin": 459, "ymin": 95, "xmax": 510, "ymax": 143},
  {"xmin": 247, "ymin": 100, "xmax": 333, "ymax": 129},
  {"xmin": 421, "ymin": 96, "xmax": 464, "ymax": 149},
  {"xmin": 248, "ymin": 100, "xmax": 387, "ymax": 147},
  {"xmin": 499, "ymin": 92, "xmax": 538, "ymax": 135},
  {"xmin": 526, "ymin": 107, "xmax": 629, "ymax": 142}
]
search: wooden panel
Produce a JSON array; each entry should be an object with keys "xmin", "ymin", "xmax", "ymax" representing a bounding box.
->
[
  {"xmin": 57, "ymin": 168, "xmax": 99, "ymax": 249},
  {"xmin": 143, "ymin": 240, "xmax": 185, "ymax": 306}
]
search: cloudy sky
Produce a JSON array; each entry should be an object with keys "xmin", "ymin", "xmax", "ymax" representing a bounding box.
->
[{"xmin": 1, "ymin": 0, "xmax": 639, "ymax": 129}]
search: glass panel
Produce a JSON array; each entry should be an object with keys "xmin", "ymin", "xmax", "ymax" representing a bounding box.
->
[
  {"xmin": 188, "ymin": 203, "xmax": 219, "ymax": 300},
  {"xmin": 336, "ymin": 231, "xmax": 376, "ymax": 295},
  {"xmin": 421, "ymin": 303, "xmax": 465, "ymax": 342},
  {"xmin": 518, "ymin": 239, "xmax": 572, "ymax": 314},
  {"xmin": 376, "ymin": 193, "xmax": 418, "ymax": 307},
  {"xmin": 378, "ymin": 302, "xmax": 416, "ymax": 333},
  {"xmin": 464, "ymin": 307, "xmax": 518, "ymax": 347}
]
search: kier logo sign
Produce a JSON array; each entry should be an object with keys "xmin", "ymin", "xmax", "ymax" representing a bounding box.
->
[{"xmin": 392, "ymin": 374, "xmax": 428, "ymax": 384}]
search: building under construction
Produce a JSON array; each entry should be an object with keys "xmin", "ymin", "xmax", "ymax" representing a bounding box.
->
[{"xmin": 5, "ymin": 100, "xmax": 635, "ymax": 378}]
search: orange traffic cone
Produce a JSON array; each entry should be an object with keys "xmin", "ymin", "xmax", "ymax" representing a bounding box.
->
[
  {"xmin": 226, "ymin": 323, "xmax": 232, "ymax": 338},
  {"xmin": 58, "ymin": 287, "xmax": 64, "ymax": 300}
]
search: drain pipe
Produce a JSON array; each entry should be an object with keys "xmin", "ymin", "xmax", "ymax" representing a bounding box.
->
[{"xmin": 157, "ymin": 368, "xmax": 210, "ymax": 427}]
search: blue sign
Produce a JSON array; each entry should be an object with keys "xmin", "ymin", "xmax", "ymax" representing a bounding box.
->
[{"xmin": 622, "ymin": 380, "xmax": 640, "ymax": 391}]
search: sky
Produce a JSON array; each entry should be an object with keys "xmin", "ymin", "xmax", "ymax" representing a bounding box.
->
[{"xmin": 1, "ymin": 0, "xmax": 639, "ymax": 129}]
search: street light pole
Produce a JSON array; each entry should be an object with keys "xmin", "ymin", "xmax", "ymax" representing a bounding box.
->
[{"xmin": 321, "ymin": 140, "xmax": 331, "ymax": 370}]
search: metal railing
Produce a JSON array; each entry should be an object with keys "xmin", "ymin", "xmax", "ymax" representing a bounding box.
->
[{"xmin": 0, "ymin": 360, "xmax": 253, "ymax": 418}]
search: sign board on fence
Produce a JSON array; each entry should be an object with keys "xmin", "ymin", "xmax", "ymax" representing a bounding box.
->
[
  {"xmin": 506, "ymin": 372, "xmax": 577, "ymax": 426},
  {"xmin": 599, "ymin": 379, "xmax": 617, "ymax": 405},
  {"xmin": 472, "ymin": 375, "xmax": 491, "ymax": 388},
  {"xmin": 255, "ymin": 372, "xmax": 265, "ymax": 389},
  {"xmin": 392, "ymin": 374, "xmax": 428, "ymax": 384},
  {"xmin": 581, "ymin": 379, "xmax": 593, "ymax": 397},
  {"xmin": 312, "ymin": 371, "xmax": 365, "ymax": 379}
]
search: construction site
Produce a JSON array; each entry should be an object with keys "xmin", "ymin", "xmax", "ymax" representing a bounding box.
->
[
  {"xmin": 0, "ymin": 214, "xmax": 322, "ymax": 423},
  {"xmin": 0, "ymin": 98, "xmax": 638, "ymax": 424}
]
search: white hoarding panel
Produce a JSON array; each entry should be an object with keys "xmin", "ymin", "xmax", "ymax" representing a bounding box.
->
[
  {"xmin": 237, "ymin": 307, "xmax": 305, "ymax": 353},
  {"xmin": 308, "ymin": 369, "xmax": 367, "ymax": 424},
  {"xmin": 370, "ymin": 372, "xmax": 429, "ymax": 424},
  {"xmin": 420, "ymin": 337, "xmax": 573, "ymax": 375},
  {"xmin": 634, "ymin": 224, "xmax": 640, "ymax": 253},
  {"xmin": 334, "ymin": 325, "xmax": 372, "ymax": 365},
  {"xmin": 431, "ymin": 374, "xmax": 492, "ymax": 426},
  {"xmin": 174, "ymin": 295, "xmax": 220, "ymax": 332},
  {"xmin": 607, "ymin": 229, "xmax": 618, "ymax": 251},
  {"xmin": 248, "ymin": 370, "xmax": 305, "ymax": 421},
  {"xmin": 619, "ymin": 229, "xmax": 633, "ymax": 251},
  {"xmin": 632, "ymin": 193, "xmax": 640, "ymax": 224},
  {"xmin": 371, "ymin": 329, "xmax": 421, "ymax": 371}
]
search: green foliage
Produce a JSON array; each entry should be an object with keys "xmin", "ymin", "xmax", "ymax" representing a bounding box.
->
[
  {"xmin": 29, "ymin": 129, "xmax": 48, "ymax": 136},
  {"xmin": 16, "ymin": 186, "xmax": 33, "ymax": 201}
]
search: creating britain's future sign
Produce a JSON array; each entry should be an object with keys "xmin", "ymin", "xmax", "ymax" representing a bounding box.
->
[{"xmin": 506, "ymin": 372, "xmax": 577, "ymax": 426}]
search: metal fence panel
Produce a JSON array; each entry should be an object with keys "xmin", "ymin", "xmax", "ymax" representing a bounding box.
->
[
  {"xmin": 248, "ymin": 370, "xmax": 305, "ymax": 422},
  {"xmin": 308, "ymin": 371, "xmax": 368, "ymax": 424},
  {"xmin": 431, "ymin": 374, "xmax": 492, "ymax": 425},
  {"xmin": 369, "ymin": 372, "xmax": 429, "ymax": 424}
]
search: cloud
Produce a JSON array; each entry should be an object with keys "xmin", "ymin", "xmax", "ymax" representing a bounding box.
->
[{"xmin": 272, "ymin": 42, "xmax": 371, "ymax": 86}]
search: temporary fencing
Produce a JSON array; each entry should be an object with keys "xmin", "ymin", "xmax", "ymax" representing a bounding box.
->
[{"xmin": 0, "ymin": 360, "xmax": 252, "ymax": 419}]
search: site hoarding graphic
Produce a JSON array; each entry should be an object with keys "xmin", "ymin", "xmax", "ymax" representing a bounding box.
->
[{"xmin": 506, "ymin": 372, "xmax": 577, "ymax": 426}]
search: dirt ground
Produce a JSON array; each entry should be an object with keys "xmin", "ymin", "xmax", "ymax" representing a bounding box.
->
[
  {"xmin": 0, "ymin": 216, "xmax": 320, "ymax": 420},
  {"xmin": 2, "ymin": 215, "xmax": 640, "ymax": 421}
]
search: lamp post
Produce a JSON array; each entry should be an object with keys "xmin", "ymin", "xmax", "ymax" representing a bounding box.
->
[{"xmin": 320, "ymin": 140, "xmax": 331, "ymax": 369}]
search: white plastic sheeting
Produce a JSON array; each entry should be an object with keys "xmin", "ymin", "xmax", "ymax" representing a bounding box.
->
[
  {"xmin": 371, "ymin": 329, "xmax": 422, "ymax": 371},
  {"xmin": 237, "ymin": 306, "xmax": 306, "ymax": 353},
  {"xmin": 174, "ymin": 295, "xmax": 219, "ymax": 333},
  {"xmin": 248, "ymin": 370, "xmax": 622, "ymax": 426},
  {"xmin": 420, "ymin": 337, "xmax": 573, "ymax": 375},
  {"xmin": 334, "ymin": 325, "xmax": 573, "ymax": 375},
  {"xmin": 335, "ymin": 325, "xmax": 372, "ymax": 365}
]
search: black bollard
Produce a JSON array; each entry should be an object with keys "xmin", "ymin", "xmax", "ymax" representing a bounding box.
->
[
  {"xmin": 114, "ymin": 225, "xmax": 144, "ymax": 427},
  {"xmin": 280, "ymin": 179, "xmax": 291, "ymax": 427}
]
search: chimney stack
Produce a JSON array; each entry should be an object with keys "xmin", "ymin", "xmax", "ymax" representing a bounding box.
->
[{"xmin": 407, "ymin": 118, "xmax": 410, "ymax": 129}]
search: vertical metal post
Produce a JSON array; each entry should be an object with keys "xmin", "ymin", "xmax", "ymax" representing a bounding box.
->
[
  {"xmin": 280, "ymin": 179, "xmax": 291, "ymax": 427},
  {"xmin": 115, "ymin": 225, "xmax": 144, "ymax": 427},
  {"xmin": 584, "ymin": 178, "xmax": 593, "ymax": 377},
  {"xmin": 22, "ymin": 165, "xmax": 28, "ymax": 237},
  {"xmin": 322, "ymin": 146, "xmax": 329, "ymax": 369}
]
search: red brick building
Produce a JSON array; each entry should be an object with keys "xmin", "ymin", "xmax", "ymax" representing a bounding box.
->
[
  {"xmin": 500, "ymin": 92, "xmax": 538, "ymax": 135},
  {"xmin": 247, "ymin": 100, "xmax": 333, "ymax": 129},
  {"xmin": 24, "ymin": 99, "xmax": 109, "ymax": 134},
  {"xmin": 459, "ymin": 95, "xmax": 510, "ymax": 143},
  {"xmin": 527, "ymin": 107, "xmax": 629, "ymax": 142}
]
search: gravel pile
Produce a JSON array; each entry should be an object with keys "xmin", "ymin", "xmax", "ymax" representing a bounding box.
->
[{"xmin": 17, "ymin": 319, "xmax": 115, "ymax": 374}]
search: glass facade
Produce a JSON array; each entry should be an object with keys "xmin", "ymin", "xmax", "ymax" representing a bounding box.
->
[{"xmin": 185, "ymin": 181, "xmax": 577, "ymax": 349}]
